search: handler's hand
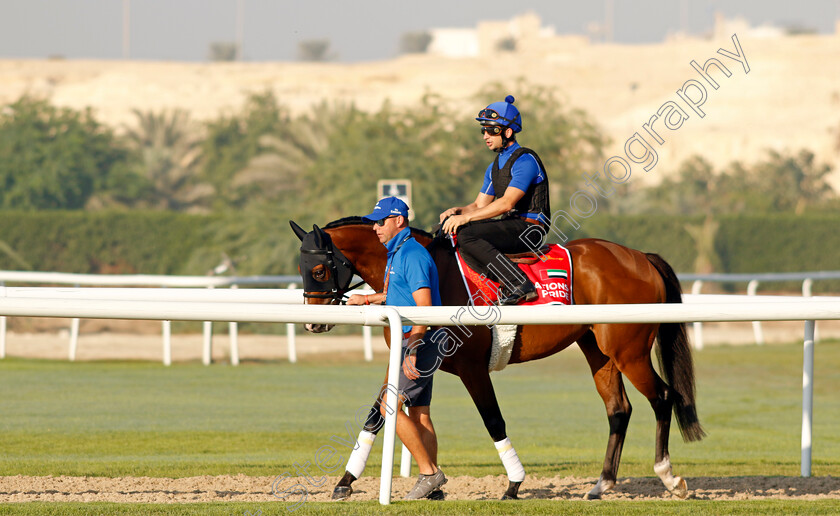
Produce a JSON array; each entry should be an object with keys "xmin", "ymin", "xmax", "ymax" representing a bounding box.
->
[
  {"xmin": 439, "ymin": 207, "xmax": 460, "ymax": 223},
  {"xmin": 346, "ymin": 294, "xmax": 366, "ymax": 306},
  {"xmin": 403, "ymin": 353, "xmax": 420, "ymax": 380},
  {"xmin": 442, "ymin": 214, "xmax": 468, "ymax": 235}
]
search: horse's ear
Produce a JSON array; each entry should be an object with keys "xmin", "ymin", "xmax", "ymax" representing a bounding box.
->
[
  {"xmin": 313, "ymin": 224, "xmax": 324, "ymax": 248},
  {"xmin": 289, "ymin": 220, "xmax": 308, "ymax": 241}
]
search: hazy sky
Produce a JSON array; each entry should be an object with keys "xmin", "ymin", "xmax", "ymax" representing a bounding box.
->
[{"xmin": 1, "ymin": 0, "xmax": 838, "ymax": 62}]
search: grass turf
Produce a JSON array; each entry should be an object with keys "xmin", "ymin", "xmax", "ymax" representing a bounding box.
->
[
  {"xmin": 0, "ymin": 336, "xmax": 840, "ymax": 516},
  {"xmin": 1, "ymin": 337, "xmax": 838, "ymax": 479},
  {"xmin": 0, "ymin": 337, "xmax": 839, "ymax": 514}
]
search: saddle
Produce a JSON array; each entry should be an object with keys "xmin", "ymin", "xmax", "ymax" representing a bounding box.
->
[
  {"xmin": 506, "ymin": 246, "xmax": 552, "ymax": 265},
  {"xmin": 453, "ymin": 243, "xmax": 574, "ymax": 307}
]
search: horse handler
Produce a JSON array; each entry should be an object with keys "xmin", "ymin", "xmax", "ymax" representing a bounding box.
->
[{"xmin": 346, "ymin": 196, "xmax": 448, "ymax": 500}]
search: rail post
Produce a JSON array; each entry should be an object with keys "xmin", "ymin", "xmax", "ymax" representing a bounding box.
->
[
  {"xmin": 163, "ymin": 320, "xmax": 172, "ymax": 366},
  {"xmin": 747, "ymin": 280, "xmax": 764, "ymax": 345},
  {"xmin": 363, "ymin": 326, "xmax": 373, "ymax": 362},
  {"xmin": 0, "ymin": 281, "xmax": 4, "ymax": 358},
  {"xmin": 378, "ymin": 306, "xmax": 405, "ymax": 505},
  {"xmin": 0, "ymin": 313, "xmax": 5, "ymax": 359},
  {"xmin": 287, "ymin": 283, "xmax": 297, "ymax": 363},
  {"xmin": 801, "ymin": 319, "xmax": 815, "ymax": 477},
  {"xmin": 68, "ymin": 283, "xmax": 81, "ymax": 361},
  {"xmin": 229, "ymin": 284, "xmax": 240, "ymax": 366},
  {"xmin": 802, "ymin": 279, "xmax": 819, "ymax": 342},
  {"xmin": 690, "ymin": 280, "xmax": 704, "ymax": 350},
  {"xmin": 202, "ymin": 286, "xmax": 214, "ymax": 365}
]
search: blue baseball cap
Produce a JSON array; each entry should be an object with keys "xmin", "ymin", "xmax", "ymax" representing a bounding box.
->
[{"xmin": 361, "ymin": 196, "xmax": 409, "ymax": 221}]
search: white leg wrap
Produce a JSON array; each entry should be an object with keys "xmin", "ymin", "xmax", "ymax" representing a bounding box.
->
[
  {"xmin": 345, "ymin": 430, "xmax": 376, "ymax": 479},
  {"xmin": 494, "ymin": 437, "xmax": 525, "ymax": 482},
  {"xmin": 654, "ymin": 456, "xmax": 683, "ymax": 492}
]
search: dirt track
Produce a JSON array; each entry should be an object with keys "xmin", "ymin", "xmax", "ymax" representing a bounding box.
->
[{"xmin": 0, "ymin": 474, "xmax": 838, "ymax": 503}]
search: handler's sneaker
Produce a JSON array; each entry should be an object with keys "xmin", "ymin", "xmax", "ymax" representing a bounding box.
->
[{"xmin": 404, "ymin": 469, "xmax": 447, "ymax": 500}]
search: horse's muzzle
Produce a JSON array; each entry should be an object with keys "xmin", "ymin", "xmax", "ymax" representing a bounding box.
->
[
  {"xmin": 302, "ymin": 295, "xmax": 341, "ymax": 333},
  {"xmin": 305, "ymin": 323, "xmax": 335, "ymax": 333}
]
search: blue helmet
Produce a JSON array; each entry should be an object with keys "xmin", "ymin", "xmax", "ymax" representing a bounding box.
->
[{"xmin": 475, "ymin": 94, "xmax": 522, "ymax": 133}]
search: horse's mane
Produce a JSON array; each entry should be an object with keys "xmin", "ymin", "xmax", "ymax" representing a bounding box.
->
[
  {"xmin": 323, "ymin": 216, "xmax": 434, "ymax": 240},
  {"xmin": 323, "ymin": 216, "xmax": 368, "ymax": 229}
]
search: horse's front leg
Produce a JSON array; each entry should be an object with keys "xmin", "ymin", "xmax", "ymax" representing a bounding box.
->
[
  {"xmin": 332, "ymin": 385, "xmax": 390, "ymax": 500},
  {"xmin": 457, "ymin": 363, "xmax": 525, "ymax": 500}
]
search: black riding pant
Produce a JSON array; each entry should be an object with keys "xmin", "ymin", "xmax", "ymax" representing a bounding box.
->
[{"xmin": 455, "ymin": 218, "xmax": 547, "ymax": 287}]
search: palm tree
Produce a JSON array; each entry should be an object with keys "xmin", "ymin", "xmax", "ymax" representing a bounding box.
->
[
  {"xmin": 753, "ymin": 150, "xmax": 834, "ymax": 215},
  {"xmin": 231, "ymin": 100, "xmax": 350, "ymax": 206},
  {"xmin": 124, "ymin": 109, "xmax": 211, "ymax": 211}
]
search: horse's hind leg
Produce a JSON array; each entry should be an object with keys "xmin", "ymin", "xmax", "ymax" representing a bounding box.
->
[
  {"xmin": 650, "ymin": 385, "xmax": 688, "ymax": 498},
  {"xmin": 611, "ymin": 329, "xmax": 688, "ymax": 498},
  {"xmin": 577, "ymin": 332, "xmax": 632, "ymax": 500}
]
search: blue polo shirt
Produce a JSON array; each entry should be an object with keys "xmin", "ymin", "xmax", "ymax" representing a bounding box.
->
[
  {"xmin": 479, "ymin": 142, "xmax": 547, "ymax": 223},
  {"xmin": 383, "ymin": 226, "xmax": 441, "ymax": 333}
]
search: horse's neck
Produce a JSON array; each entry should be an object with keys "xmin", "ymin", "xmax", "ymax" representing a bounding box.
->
[{"xmin": 326, "ymin": 226, "xmax": 388, "ymax": 290}]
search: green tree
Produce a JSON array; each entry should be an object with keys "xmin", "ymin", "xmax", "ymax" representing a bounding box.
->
[
  {"xmin": 399, "ymin": 31, "xmax": 432, "ymax": 54},
  {"xmin": 199, "ymin": 92, "xmax": 292, "ymax": 209},
  {"xmin": 208, "ymin": 42, "xmax": 238, "ymax": 62},
  {"xmin": 303, "ymin": 94, "xmax": 485, "ymax": 228},
  {"xmin": 123, "ymin": 109, "xmax": 210, "ymax": 211},
  {"xmin": 184, "ymin": 201, "xmax": 302, "ymax": 276},
  {"xmin": 642, "ymin": 156, "xmax": 728, "ymax": 272},
  {"xmin": 750, "ymin": 149, "xmax": 834, "ymax": 214},
  {"xmin": 496, "ymin": 37, "xmax": 517, "ymax": 52},
  {"xmin": 0, "ymin": 96, "xmax": 139, "ymax": 210},
  {"xmin": 646, "ymin": 156, "xmax": 721, "ymax": 215},
  {"xmin": 298, "ymin": 39, "xmax": 334, "ymax": 62},
  {"xmin": 230, "ymin": 100, "xmax": 342, "ymax": 208}
]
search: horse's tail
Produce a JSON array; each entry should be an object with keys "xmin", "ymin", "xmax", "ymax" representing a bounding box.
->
[{"xmin": 646, "ymin": 253, "xmax": 706, "ymax": 442}]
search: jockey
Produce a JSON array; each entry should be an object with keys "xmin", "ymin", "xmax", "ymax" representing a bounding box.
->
[{"xmin": 440, "ymin": 95, "xmax": 550, "ymax": 305}]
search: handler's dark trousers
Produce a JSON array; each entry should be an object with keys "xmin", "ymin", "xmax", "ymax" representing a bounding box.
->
[{"xmin": 456, "ymin": 218, "xmax": 547, "ymax": 289}]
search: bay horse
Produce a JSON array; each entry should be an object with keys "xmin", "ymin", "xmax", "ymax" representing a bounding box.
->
[{"xmin": 290, "ymin": 217, "xmax": 704, "ymax": 500}]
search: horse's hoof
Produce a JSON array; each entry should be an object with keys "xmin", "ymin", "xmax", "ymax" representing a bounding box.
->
[
  {"xmin": 427, "ymin": 488, "xmax": 445, "ymax": 500},
  {"xmin": 502, "ymin": 480, "xmax": 522, "ymax": 500},
  {"xmin": 586, "ymin": 477, "xmax": 612, "ymax": 500},
  {"xmin": 668, "ymin": 477, "xmax": 688, "ymax": 499},
  {"xmin": 332, "ymin": 485, "xmax": 352, "ymax": 500}
]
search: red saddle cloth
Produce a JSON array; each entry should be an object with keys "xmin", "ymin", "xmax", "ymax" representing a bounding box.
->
[{"xmin": 453, "ymin": 243, "xmax": 574, "ymax": 307}]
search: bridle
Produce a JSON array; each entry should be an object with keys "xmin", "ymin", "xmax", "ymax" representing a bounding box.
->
[{"xmin": 299, "ymin": 229, "xmax": 365, "ymax": 304}]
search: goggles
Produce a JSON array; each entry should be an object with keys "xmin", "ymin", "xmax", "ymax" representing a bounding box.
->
[
  {"xmin": 374, "ymin": 216, "xmax": 397, "ymax": 226},
  {"xmin": 480, "ymin": 125, "xmax": 503, "ymax": 136},
  {"xmin": 478, "ymin": 108, "xmax": 504, "ymax": 120}
]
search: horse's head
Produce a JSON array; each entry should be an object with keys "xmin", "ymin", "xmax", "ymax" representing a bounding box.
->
[{"xmin": 291, "ymin": 220, "xmax": 357, "ymax": 333}]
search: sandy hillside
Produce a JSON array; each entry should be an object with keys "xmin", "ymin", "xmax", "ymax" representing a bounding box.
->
[{"xmin": 1, "ymin": 33, "xmax": 839, "ymax": 188}]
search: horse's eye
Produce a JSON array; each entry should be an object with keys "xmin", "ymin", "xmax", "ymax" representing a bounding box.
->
[{"xmin": 312, "ymin": 264, "xmax": 330, "ymax": 282}]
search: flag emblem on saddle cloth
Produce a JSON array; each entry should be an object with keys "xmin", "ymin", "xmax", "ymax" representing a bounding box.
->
[{"xmin": 540, "ymin": 269, "xmax": 568, "ymax": 281}]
